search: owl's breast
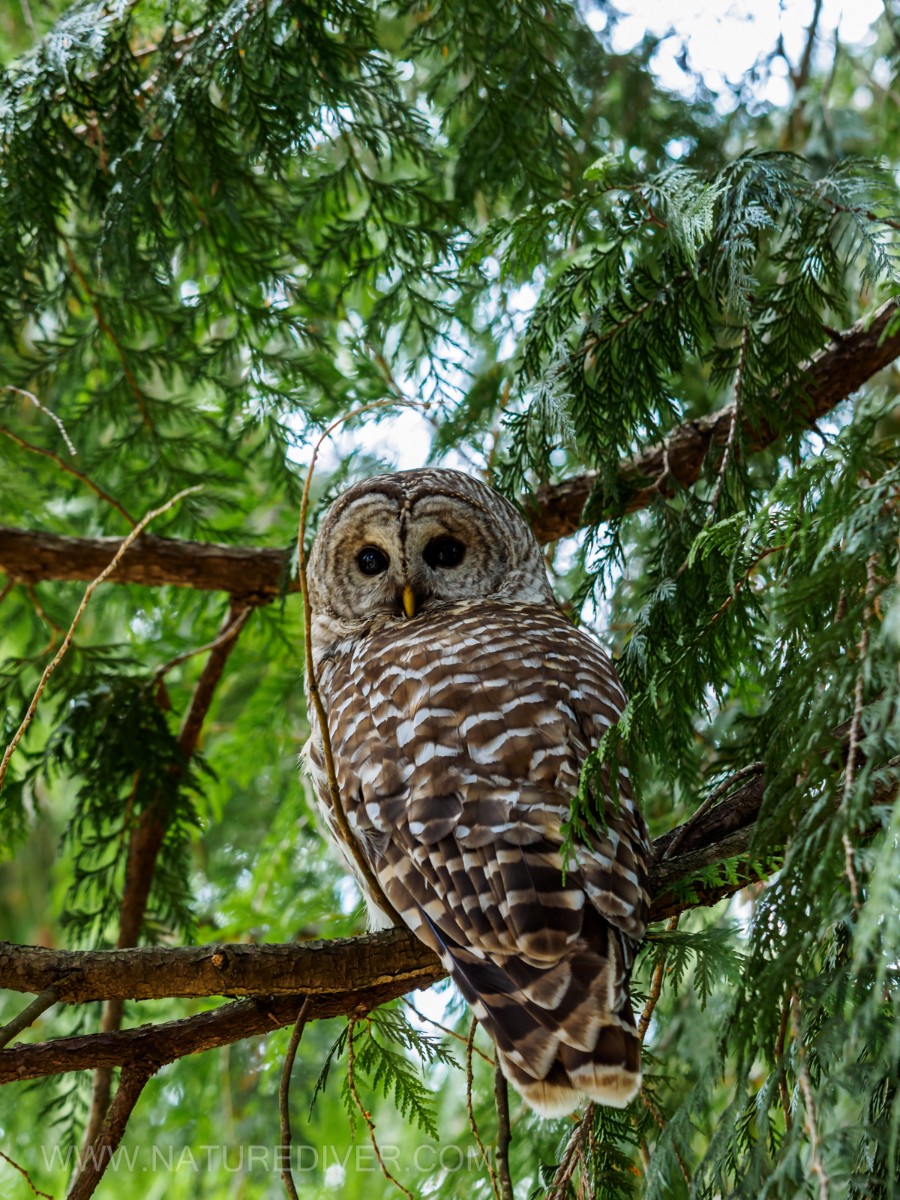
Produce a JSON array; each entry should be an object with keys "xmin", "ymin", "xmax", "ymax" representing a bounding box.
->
[{"xmin": 324, "ymin": 601, "xmax": 627, "ymax": 815}]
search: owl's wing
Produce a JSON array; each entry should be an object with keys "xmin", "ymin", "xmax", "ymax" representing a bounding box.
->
[{"xmin": 334, "ymin": 605, "xmax": 650, "ymax": 1116}]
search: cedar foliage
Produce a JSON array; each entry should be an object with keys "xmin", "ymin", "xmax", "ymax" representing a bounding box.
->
[{"xmin": 0, "ymin": 2, "xmax": 898, "ymax": 1198}]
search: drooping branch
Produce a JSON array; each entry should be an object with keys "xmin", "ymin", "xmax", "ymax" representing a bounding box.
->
[{"xmin": 1, "ymin": 298, "xmax": 897, "ymax": 597}]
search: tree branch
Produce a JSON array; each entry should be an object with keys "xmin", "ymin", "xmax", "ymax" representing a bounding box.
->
[
  {"xmin": 0, "ymin": 526, "xmax": 292, "ymax": 598},
  {"xmin": 1, "ymin": 298, "xmax": 897, "ymax": 596},
  {"xmin": 81, "ymin": 599, "xmax": 253, "ymax": 1151},
  {"xmin": 67, "ymin": 1065, "xmax": 152, "ymax": 1200},
  {"xmin": 528, "ymin": 296, "xmax": 900, "ymax": 542}
]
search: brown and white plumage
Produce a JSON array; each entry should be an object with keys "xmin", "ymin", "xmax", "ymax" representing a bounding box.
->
[{"xmin": 305, "ymin": 468, "xmax": 650, "ymax": 1116}]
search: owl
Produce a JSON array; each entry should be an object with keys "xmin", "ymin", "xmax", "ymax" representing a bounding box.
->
[{"xmin": 305, "ymin": 468, "xmax": 650, "ymax": 1116}]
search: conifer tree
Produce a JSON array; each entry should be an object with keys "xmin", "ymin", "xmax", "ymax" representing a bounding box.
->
[{"xmin": 0, "ymin": 2, "xmax": 898, "ymax": 1198}]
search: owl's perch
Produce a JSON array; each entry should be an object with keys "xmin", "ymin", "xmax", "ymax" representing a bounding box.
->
[
  {"xmin": 1, "ymin": 298, "xmax": 898, "ymax": 598},
  {"xmin": 2, "ymin": 742, "xmax": 896, "ymax": 1086}
]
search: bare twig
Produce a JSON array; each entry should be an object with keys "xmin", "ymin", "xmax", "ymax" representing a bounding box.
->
[
  {"xmin": 346, "ymin": 1019, "xmax": 415, "ymax": 1200},
  {"xmin": 0, "ymin": 1149, "xmax": 53, "ymax": 1200},
  {"xmin": 153, "ymin": 603, "xmax": 253, "ymax": 680},
  {"xmin": 840, "ymin": 552, "xmax": 880, "ymax": 907},
  {"xmin": 279, "ymin": 998, "xmax": 310, "ymax": 1200},
  {"xmin": 706, "ymin": 544, "xmax": 786, "ymax": 628},
  {"xmin": 638, "ymin": 915, "xmax": 680, "ymax": 1043},
  {"xmin": 774, "ymin": 995, "xmax": 792, "ymax": 1132},
  {"xmin": 26, "ymin": 583, "xmax": 63, "ymax": 656},
  {"xmin": 1, "ymin": 386, "xmax": 77, "ymax": 456},
  {"xmin": 0, "ymin": 486, "xmax": 201, "ymax": 792},
  {"xmin": 706, "ymin": 324, "xmax": 749, "ymax": 516},
  {"xmin": 404, "ymin": 998, "xmax": 493, "ymax": 1062},
  {"xmin": 0, "ymin": 986, "xmax": 58, "ymax": 1050},
  {"xmin": 297, "ymin": 403, "xmax": 422, "ymax": 924},
  {"xmin": 0, "ymin": 425, "xmax": 135, "ymax": 528},
  {"xmin": 466, "ymin": 1019, "xmax": 501, "ymax": 1200},
  {"xmin": 493, "ymin": 1063, "xmax": 514, "ymax": 1200},
  {"xmin": 842, "ymin": 553, "xmax": 879, "ymax": 800}
]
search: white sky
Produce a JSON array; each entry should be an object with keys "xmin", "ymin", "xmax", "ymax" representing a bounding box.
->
[
  {"xmin": 301, "ymin": 0, "xmax": 885, "ymax": 476},
  {"xmin": 599, "ymin": 0, "xmax": 883, "ymax": 107}
]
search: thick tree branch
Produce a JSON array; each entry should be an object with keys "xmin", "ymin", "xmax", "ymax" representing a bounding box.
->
[
  {"xmin": 1, "ymin": 299, "xmax": 897, "ymax": 597},
  {"xmin": 0, "ymin": 526, "xmax": 292, "ymax": 598},
  {"xmin": 0, "ymin": 927, "xmax": 442, "ymax": 1008}
]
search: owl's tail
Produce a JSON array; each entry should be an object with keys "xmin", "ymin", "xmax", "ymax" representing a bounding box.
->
[{"xmin": 432, "ymin": 910, "xmax": 641, "ymax": 1117}]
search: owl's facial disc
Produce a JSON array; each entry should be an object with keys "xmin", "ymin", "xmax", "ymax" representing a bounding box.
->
[{"xmin": 308, "ymin": 468, "xmax": 552, "ymax": 625}]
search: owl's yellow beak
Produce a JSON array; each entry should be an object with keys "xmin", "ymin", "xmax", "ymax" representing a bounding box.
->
[{"xmin": 401, "ymin": 585, "xmax": 417, "ymax": 619}]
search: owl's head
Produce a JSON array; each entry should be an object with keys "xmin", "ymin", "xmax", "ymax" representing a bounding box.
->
[{"xmin": 307, "ymin": 468, "xmax": 553, "ymax": 628}]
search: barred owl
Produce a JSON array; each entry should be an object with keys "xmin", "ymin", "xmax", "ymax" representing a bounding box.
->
[{"xmin": 305, "ymin": 468, "xmax": 650, "ymax": 1116}]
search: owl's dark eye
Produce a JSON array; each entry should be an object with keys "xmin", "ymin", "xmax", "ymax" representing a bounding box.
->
[
  {"xmin": 356, "ymin": 546, "xmax": 389, "ymax": 576},
  {"xmin": 424, "ymin": 536, "xmax": 465, "ymax": 569}
]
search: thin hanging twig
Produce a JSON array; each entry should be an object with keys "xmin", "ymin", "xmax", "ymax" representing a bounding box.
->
[
  {"xmin": 790, "ymin": 992, "xmax": 830, "ymax": 1200},
  {"xmin": 403, "ymin": 998, "xmax": 493, "ymax": 1062},
  {"xmin": 638, "ymin": 914, "xmax": 680, "ymax": 1042},
  {"xmin": 345, "ymin": 1019, "xmax": 415, "ymax": 1200},
  {"xmin": 707, "ymin": 324, "xmax": 749, "ymax": 517},
  {"xmin": 0, "ymin": 486, "xmax": 201, "ymax": 792},
  {"xmin": 26, "ymin": 583, "xmax": 64, "ymax": 658},
  {"xmin": 1, "ymin": 385, "xmax": 78, "ymax": 456},
  {"xmin": 153, "ymin": 604, "xmax": 254, "ymax": 680},
  {"xmin": 0, "ymin": 1149, "xmax": 53, "ymax": 1200},
  {"xmin": 278, "ymin": 997, "xmax": 310, "ymax": 1200},
  {"xmin": 774, "ymin": 995, "xmax": 793, "ymax": 1132},
  {"xmin": 634, "ymin": 915, "xmax": 691, "ymax": 1186},
  {"xmin": 465, "ymin": 1018, "xmax": 502, "ymax": 1200},
  {"xmin": 840, "ymin": 551, "xmax": 880, "ymax": 908}
]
